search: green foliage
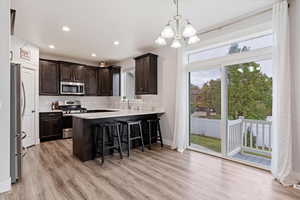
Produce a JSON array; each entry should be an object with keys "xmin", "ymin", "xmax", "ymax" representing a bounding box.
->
[
  {"xmin": 201, "ymin": 80, "xmax": 222, "ymax": 115},
  {"xmin": 190, "ymin": 134, "xmax": 221, "ymax": 153},
  {"xmin": 227, "ymin": 62, "xmax": 272, "ymax": 120},
  {"xmin": 193, "ymin": 62, "xmax": 272, "ymax": 120}
]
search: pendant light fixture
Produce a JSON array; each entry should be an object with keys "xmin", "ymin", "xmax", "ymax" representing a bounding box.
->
[{"xmin": 155, "ymin": 0, "xmax": 200, "ymax": 48}]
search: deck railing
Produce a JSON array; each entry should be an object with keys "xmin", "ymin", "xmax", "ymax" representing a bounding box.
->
[{"xmin": 227, "ymin": 118, "xmax": 272, "ymax": 157}]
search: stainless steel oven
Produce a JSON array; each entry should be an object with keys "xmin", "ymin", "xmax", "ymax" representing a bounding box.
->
[{"xmin": 60, "ymin": 82, "xmax": 85, "ymax": 95}]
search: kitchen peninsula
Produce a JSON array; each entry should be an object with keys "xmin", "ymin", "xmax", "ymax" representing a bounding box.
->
[{"xmin": 72, "ymin": 109, "xmax": 164, "ymax": 162}]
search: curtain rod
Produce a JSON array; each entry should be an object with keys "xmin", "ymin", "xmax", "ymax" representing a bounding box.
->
[{"xmin": 197, "ymin": 3, "xmax": 278, "ymax": 36}]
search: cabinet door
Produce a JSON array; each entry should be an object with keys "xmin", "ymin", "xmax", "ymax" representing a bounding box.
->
[
  {"xmin": 39, "ymin": 59, "xmax": 59, "ymax": 95},
  {"xmin": 98, "ymin": 68, "xmax": 112, "ymax": 96},
  {"xmin": 39, "ymin": 113, "xmax": 62, "ymax": 141},
  {"xmin": 135, "ymin": 58, "xmax": 145, "ymax": 94},
  {"xmin": 143, "ymin": 57, "xmax": 150, "ymax": 93},
  {"xmin": 60, "ymin": 63, "xmax": 73, "ymax": 82},
  {"xmin": 73, "ymin": 64, "xmax": 85, "ymax": 82},
  {"xmin": 84, "ymin": 67, "xmax": 98, "ymax": 96}
]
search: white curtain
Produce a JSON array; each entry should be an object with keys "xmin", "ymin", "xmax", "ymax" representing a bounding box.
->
[
  {"xmin": 172, "ymin": 49, "xmax": 188, "ymax": 152},
  {"xmin": 271, "ymin": 0, "xmax": 295, "ymax": 185}
]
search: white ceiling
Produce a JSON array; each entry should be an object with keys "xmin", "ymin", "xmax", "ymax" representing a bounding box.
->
[{"xmin": 11, "ymin": 0, "xmax": 275, "ymax": 63}]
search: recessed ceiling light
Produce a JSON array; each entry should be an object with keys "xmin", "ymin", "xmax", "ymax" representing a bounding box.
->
[
  {"xmin": 91, "ymin": 53, "xmax": 96, "ymax": 57},
  {"xmin": 113, "ymin": 41, "xmax": 120, "ymax": 45},
  {"xmin": 62, "ymin": 26, "xmax": 70, "ymax": 32},
  {"xmin": 48, "ymin": 45, "xmax": 55, "ymax": 49}
]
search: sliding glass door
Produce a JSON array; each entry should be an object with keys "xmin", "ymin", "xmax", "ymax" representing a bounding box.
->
[
  {"xmin": 226, "ymin": 59, "xmax": 272, "ymax": 168},
  {"xmin": 187, "ymin": 33, "xmax": 273, "ymax": 168}
]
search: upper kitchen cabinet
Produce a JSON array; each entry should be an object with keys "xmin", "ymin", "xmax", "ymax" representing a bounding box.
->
[
  {"xmin": 98, "ymin": 67, "xmax": 113, "ymax": 96},
  {"xmin": 39, "ymin": 59, "xmax": 60, "ymax": 96},
  {"xmin": 98, "ymin": 66, "xmax": 121, "ymax": 96},
  {"xmin": 135, "ymin": 53, "xmax": 158, "ymax": 95},
  {"xmin": 84, "ymin": 67, "xmax": 98, "ymax": 96},
  {"xmin": 60, "ymin": 62, "xmax": 85, "ymax": 83}
]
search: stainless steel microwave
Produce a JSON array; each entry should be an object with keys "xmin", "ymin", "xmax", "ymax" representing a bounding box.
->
[{"xmin": 60, "ymin": 82, "xmax": 85, "ymax": 95}]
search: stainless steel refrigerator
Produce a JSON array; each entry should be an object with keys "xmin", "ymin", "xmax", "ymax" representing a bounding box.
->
[{"xmin": 10, "ymin": 63, "xmax": 26, "ymax": 183}]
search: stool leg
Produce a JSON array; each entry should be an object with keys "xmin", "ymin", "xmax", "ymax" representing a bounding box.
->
[
  {"xmin": 127, "ymin": 124, "xmax": 131, "ymax": 157},
  {"xmin": 139, "ymin": 122, "xmax": 145, "ymax": 152},
  {"xmin": 94, "ymin": 126, "xmax": 98, "ymax": 159},
  {"xmin": 148, "ymin": 121, "xmax": 152, "ymax": 150},
  {"xmin": 116, "ymin": 125, "xmax": 123, "ymax": 159},
  {"xmin": 157, "ymin": 121, "xmax": 163, "ymax": 148},
  {"xmin": 101, "ymin": 127, "xmax": 105, "ymax": 165}
]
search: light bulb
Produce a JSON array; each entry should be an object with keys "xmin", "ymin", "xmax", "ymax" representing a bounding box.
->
[
  {"xmin": 155, "ymin": 36, "xmax": 167, "ymax": 46},
  {"xmin": 171, "ymin": 39, "xmax": 181, "ymax": 48},
  {"xmin": 183, "ymin": 23, "xmax": 197, "ymax": 38},
  {"xmin": 161, "ymin": 24, "xmax": 175, "ymax": 38},
  {"xmin": 188, "ymin": 35, "xmax": 200, "ymax": 44}
]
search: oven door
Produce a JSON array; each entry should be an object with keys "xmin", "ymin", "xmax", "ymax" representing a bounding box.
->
[{"xmin": 60, "ymin": 82, "xmax": 85, "ymax": 95}]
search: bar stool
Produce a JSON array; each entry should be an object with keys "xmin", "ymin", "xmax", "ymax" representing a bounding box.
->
[
  {"xmin": 147, "ymin": 118, "xmax": 163, "ymax": 150},
  {"xmin": 94, "ymin": 122, "xmax": 123, "ymax": 165},
  {"xmin": 119, "ymin": 120, "xmax": 145, "ymax": 157}
]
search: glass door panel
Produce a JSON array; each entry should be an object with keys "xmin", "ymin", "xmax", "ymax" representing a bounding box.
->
[
  {"xmin": 226, "ymin": 59, "xmax": 272, "ymax": 169},
  {"xmin": 189, "ymin": 67, "xmax": 222, "ymax": 154}
]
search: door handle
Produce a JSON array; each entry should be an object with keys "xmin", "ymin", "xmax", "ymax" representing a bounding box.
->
[{"xmin": 32, "ymin": 110, "xmax": 36, "ymax": 113}]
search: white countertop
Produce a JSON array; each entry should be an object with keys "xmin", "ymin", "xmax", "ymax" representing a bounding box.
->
[{"xmin": 71, "ymin": 109, "xmax": 165, "ymax": 119}]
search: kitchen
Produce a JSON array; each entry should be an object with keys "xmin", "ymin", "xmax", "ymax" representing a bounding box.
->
[{"xmin": 2, "ymin": 0, "xmax": 300, "ymax": 199}]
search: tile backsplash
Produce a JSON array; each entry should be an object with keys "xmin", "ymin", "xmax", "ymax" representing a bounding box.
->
[
  {"xmin": 39, "ymin": 95, "xmax": 162, "ymax": 112},
  {"xmin": 39, "ymin": 96, "xmax": 111, "ymax": 112}
]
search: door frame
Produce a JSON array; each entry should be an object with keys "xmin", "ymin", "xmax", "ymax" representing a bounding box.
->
[{"xmin": 21, "ymin": 63, "xmax": 39, "ymax": 146}]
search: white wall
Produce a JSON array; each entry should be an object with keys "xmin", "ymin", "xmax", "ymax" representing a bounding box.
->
[
  {"xmin": 289, "ymin": 0, "xmax": 300, "ymax": 177},
  {"xmin": 116, "ymin": 47, "xmax": 178, "ymax": 145},
  {"xmin": 0, "ymin": 0, "xmax": 11, "ymax": 193}
]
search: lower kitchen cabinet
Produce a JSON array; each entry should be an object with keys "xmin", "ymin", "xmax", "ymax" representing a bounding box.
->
[{"xmin": 39, "ymin": 112, "xmax": 63, "ymax": 141}]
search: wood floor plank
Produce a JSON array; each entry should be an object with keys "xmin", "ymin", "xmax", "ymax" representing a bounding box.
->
[{"xmin": 1, "ymin": 139, "xmax": 300, "ymax": 200}]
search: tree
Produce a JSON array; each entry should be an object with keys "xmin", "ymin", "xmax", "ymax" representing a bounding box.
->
[{"xmin": 227, "ymin": 62, "xmax": 272, "ymax": 120}]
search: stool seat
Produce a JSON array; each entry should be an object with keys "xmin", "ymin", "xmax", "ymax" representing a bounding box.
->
[{"xmin": 94, "ymin": 122, "xmax": 123, "ymax": 165}]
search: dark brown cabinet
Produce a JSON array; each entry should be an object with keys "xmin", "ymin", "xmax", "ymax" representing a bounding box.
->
[
  {"xmin": 98, "ymin": 66, "xmax": 121, "ymax": 96},
  {"xmin": 60, "ymin": 62, "xmax": 85, "ymax": 83},
  {"xmin": 39, "ymin": 112, "xmax": 62, "ymax": 141},
  {"xmin": 84, "ymin": 67, "xmax": 98, "ymax": 96},
  {"xmin": 135, "ymin": 53, "xmax": 158, "ymax": 95},
  {"xmin": 39, "ymin": 59, "xmax": 60, "ymax": 96},
  {"xmin": 39, "ymin": 59, "xmax": 121, "ymax": 97},
  {"xmin": 98, "ymin": 67, "xmax": 112, "ymax": 96}
]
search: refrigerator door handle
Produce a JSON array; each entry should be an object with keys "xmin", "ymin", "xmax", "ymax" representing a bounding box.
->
[{"xmin": 21, "ymin": 81, "xmax": 26, "ymax": 117}]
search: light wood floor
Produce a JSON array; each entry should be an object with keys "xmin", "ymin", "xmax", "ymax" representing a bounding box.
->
[{"xmin": 1, "ymin": 139, "xmax": 300, "ymax": 200}]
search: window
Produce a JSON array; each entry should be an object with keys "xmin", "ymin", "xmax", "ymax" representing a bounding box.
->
[{"xmin": 187, "ymin": 34, "xmax": 273, "ymax": 64}]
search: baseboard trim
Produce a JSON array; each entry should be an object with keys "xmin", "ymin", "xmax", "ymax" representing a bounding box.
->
[{"xmin": 0, "ymin": 177, "xmax": 11, "ymax": 193}]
